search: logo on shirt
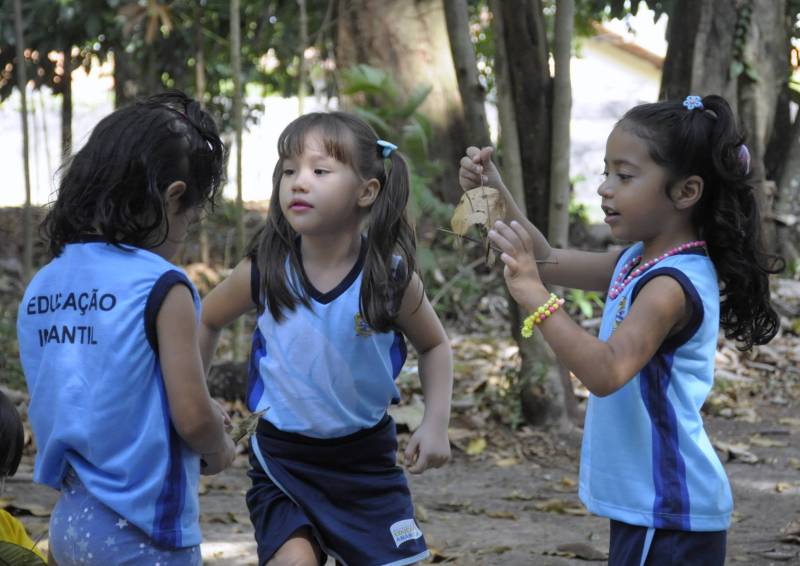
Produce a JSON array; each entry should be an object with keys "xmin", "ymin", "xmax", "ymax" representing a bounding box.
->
[
  {"xmin": 613, "ymin": 296, "xmax": 627, "ymax": 330},
  {"xmin": 354, "ymin": 312, "xmax": 374, "ymax": 337},
  {"xmin": 389, "ymin": 518, "xmax": 423, "ymax": 547}
]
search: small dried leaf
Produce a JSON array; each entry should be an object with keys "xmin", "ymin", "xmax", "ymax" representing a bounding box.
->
[
  {"xmin": 533, "ymin": 498, "xmax": 587, "ymax": 515},
  {"xmin": 450, "ymin": 187, "xmax": 506, "ymax": 236},
  {"xmin": 231, "ymin": 409, "xmax": 267, "ymax": 444},
  {"xmin": 555, "ymin": 542, "xmax": 608, "ymax": 561},
  {"xmin": 466, "ymin": 437, "xmax": 487, "ymax": 456},
  {"xmin": 484, "ymin": 510, "xmax": 517, "ymax": 520},
  {"xmin": 749, "ymin": 435, "xmax": 788, "ymax": 448},
  {"xmin": 713, "ymin": 440, "xmax": 759, "ymax": 464}
]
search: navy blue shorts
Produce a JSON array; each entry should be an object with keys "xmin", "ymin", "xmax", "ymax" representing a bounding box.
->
[
  {"xmin": 609, "ymin": 519, "xmax": 726, "ymax": 566},
  {"xmin": 246, "ymin": 414, "xmax": 429, "ymax": 566}
]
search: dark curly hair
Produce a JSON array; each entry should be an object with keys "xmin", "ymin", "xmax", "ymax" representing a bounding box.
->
[
  {"xmin": 43, "ymin": 90, "xmax": 225, "ymax": 257},
  {"xmin": 251, "ymin": 111, "xmax": 417, "ymax": 332},
  {"xmin": 0, "ymin": 391, "xmax": 23, "ymax": 479},
  {"xmin": 619, "ymin": 94, "xmax": 783, "ymax": 350}
]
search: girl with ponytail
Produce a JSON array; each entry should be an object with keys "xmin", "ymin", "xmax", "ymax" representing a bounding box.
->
[
  {"xmin": 200, "ymin": 112, "xmax": 451, "ymax": 565},
  {"xmin": 460, "ymin": 94, "xmax": 781, "ymax": 565}
]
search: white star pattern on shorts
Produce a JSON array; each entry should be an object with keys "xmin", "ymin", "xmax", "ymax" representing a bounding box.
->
[{"xmin": 115, "ymin": 518, "xmax": 128, "ymax": 529}]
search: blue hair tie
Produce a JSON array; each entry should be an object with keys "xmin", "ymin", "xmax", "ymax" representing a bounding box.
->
[
  {"xmin": 377, "ymin": 139, "xmax": 398, "ymax": 158},
  {"xmin": 683, "ymin": 95, "xmax": 704, "ymax": 111}
]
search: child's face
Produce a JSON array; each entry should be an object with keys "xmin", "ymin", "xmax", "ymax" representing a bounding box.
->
[
  {"xmin": 278, "ymin": 131, "xmax": 365, "ymax": 236},
  {"xmin": 598, "ymin": 126, "xmax": 675, "ymax": 242}
]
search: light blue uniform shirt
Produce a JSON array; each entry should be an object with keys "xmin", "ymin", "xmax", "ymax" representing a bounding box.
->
[
  {"xmin": 247, "ymin": 244, "xmax": 407, "ymax": 438},
  {"xmin": 579, "ymin": 243, "xmax": 732, "ymax": 531},
  {"xmin": 17, "ymin": 240, "xmax": 202, "ymax": 548}
]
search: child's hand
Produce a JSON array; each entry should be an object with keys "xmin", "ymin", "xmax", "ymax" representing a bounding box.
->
[
  {"xmin": 459, "ymin": 146, "xmax": 504, "ymax": 190},
  {"xmin": 404, "ymin": 420, "xmax": 451, "ymax": 474},
  {"xmin": 488, "ymin": 220, "xmax": 548, "ymax": 309},
  {"xmin": 211, "ymin": 398, "xmax": 233, "ymax": 433},
  {"xmin": 201, "ymin": 435, "xmax": 236, "ymax": 475}
]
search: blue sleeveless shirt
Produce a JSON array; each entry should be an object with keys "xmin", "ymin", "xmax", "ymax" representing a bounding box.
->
[
  {"xmin": 247, "ymin": 243, "xmax": 407, "ymax": 438},
  {"xmin": 17, "ymin": 240, "xmax": 202, "ymax": 548},
  {"xmin": 579, "ymin": 243, "xmax": 732, "ymax": 531}
]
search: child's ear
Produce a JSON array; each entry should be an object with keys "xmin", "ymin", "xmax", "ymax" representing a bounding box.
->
[
  {"xmin": 671, "ymin": 175, "xmax": 703, "ymax": 210},
  {"xmin": 358, "ymin": 178, "xmax": 380, "ymax": 208},
  {"xmin": 165, "ymin": 181, "xmax": 187, "ymax": 209}
]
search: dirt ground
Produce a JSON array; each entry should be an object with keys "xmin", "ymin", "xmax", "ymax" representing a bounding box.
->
[{"xmin": 7, "ymin": 344, "xmax": 800, "ymax": 566}]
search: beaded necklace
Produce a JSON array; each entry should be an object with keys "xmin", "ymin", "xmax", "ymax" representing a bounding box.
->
[{"xmin": 608, "ymin": 240, "xmax": 706, "ymax": 300}]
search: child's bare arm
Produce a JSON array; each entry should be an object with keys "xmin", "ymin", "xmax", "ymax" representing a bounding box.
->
[
  {"xmin": 459, "ymin": 146, "xmax": 618, "ymax": 291},
  {"xmin": 157, "ymin": 285, "xmax": 235, "ymax": 471},
  {"xmin": 199, "ymin": 258, "xmax": 256, "ymax": 372},
  {"xmin": 490, "ymin": 221, "xmax": 688, "ymax": 397},
  {"xmin": 394, "ymin": 273, "xmax": 453, "ymax": 474}
]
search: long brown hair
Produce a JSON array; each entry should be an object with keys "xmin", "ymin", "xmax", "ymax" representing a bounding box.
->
[{"xmin": 251, "ymin": 112, "xmax": 417, "ymax": 332}]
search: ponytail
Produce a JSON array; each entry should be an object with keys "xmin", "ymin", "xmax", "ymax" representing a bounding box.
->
[
  {"xmin": 361, "ymin": 150, "xmax": 417, "ymax": 332},
  {"xmin": 621, "ymin": 95, "xmax": 783, "ymax": 350}
]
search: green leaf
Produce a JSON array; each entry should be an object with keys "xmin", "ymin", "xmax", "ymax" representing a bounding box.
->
[
  {"xmin": 744, "ymin": 65, "xmax": 760, "ymax": 82},
  {"xmin": 0, "ymin": 542, "xmax": 46, "ymax": 566},
  {"xmin": 397, "ymin": 84, "xmax": 432, "ymax": 119},
  {"xmin": 730, "ymin": 60, "xmax": 744, "ymax": 79},
  {"xmin": 350, "ymin": 107, "xmax": 393, "ymax": 137}
]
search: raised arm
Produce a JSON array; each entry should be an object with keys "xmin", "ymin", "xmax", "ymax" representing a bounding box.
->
[
  {"xmin": 199, "ymin": 258, "xmax": 257, "ymax": 373},
  {"xmin": 459, "ymin": 146, "xmax": 618, "ymax": 291},
  {"xmin": 394, "ymin": 273, "xmax": 453, "ymax": 474},
  {"xmin": 489, "ymin": 220, "xmax": 688, "ymax": 397}
]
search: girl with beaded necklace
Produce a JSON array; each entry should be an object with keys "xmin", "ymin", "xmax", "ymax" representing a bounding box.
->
[
  {"xmin": 200, "ymin": 111, "xmax": 452, "ymax": 566},
  {"xmin": 459, "ymin": 94, "xmax": 782, "ymax": 565}
]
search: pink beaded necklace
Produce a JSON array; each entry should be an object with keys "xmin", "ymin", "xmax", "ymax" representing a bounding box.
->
[{"xmin": 608, "ymin": 240, "xmax": 706, "ymax": 300}]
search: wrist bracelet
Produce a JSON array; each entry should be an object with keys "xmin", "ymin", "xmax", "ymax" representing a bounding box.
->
[{"xmin": 521, "ymin": 293, "xmax": 565, "ymax": 338}]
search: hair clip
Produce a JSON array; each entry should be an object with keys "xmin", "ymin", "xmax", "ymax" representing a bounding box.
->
[
  {"xmin": 377, "ymin": 139, "xmax": 398, "ymax": 158},
  {"xmin": 683, "ymin": 95, "xmax": 704, "ymax": 111},
  {"xmin": 738, "ymin": 144, "xmax": 751, "ymax": 175}
]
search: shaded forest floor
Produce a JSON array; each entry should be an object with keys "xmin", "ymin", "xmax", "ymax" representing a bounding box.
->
[{"xmin": 2, "ymin": 208, "xmax": 800, "ymax": 564}]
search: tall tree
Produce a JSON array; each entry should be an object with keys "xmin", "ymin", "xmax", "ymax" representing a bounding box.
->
[
  {"xmin": 13, "ymin": 0, "xmax": 32, "ymax": 280},
  {"xmin": 335, "ymin": 0, "xmax": 470, "ymax": 203},
  {"xmin": 230, "ymin": 0, "xmax": 245, "ymax": 359},
  {"xmin": 660, "ymin": 0, "xmax": 793, "ymax": 258},
  {"xmin": 443, "ymin": 0, "xmax": 491, "ymax": 149}
]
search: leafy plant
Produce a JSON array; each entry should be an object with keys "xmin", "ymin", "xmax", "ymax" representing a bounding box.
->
[{"xmin": 566, "ymin": 289, "xmax": 604, "ymax": 319}]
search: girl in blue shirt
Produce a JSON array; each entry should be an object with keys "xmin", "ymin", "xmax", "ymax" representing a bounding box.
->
[
  {"xmin": 201, "ymin": 111, "xmax": 453, "ymax": 566},
  {"xmin": 17, "ymin": 90, "xmax": 236, "ymax": 565},
  {"xmin": 460, "ymin": 94, "xmax": 782, "ymax": 565}
]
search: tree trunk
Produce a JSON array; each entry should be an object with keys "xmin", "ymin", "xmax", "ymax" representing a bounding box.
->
[
  {"xmin": 495, "ymin": 0, "xmax": 551, "ymax": 232},
  {"xmin": 298, "ymin": 0, "xmax": 308, "ymax": 114},
  {"xmin": 493, "ymin": 1, "xmax": 572, "ymax": 432},
  {"xmin": 113, "ymin": 47, "xmax": 139, "ymax": 108},
  {"xmin": 195, "ymin": 0, "xmax": 210, "ymax": 266},
  {"xmin": 443, "ymin": 0, "xmax": 491, "ymax": 148},
  {"xmin": 231, "ymin": 0, "xmax": 245, "ymax": 359},
  {"xmin": 61, "ymin": 45, "xmax": 73, "ymax": 160},
  {"xmin": 14, "ymin": 0, "xmax": 32, "ymax": 281},
  {"xmin": 335, "ymin": 0, "xmax": 470, "ymax": 203},
  {"xmin": 736, "ymin": 0, "xmax": 788, "ymax": 254},
  {"xmin": 659, "ymin": 0, "xmax": 737, "ymax": 103},
  {"xmin": 547, "ymin": 0, "xmax": 573, "ymax": 250},
  {"xmin": 489, "ymin": 0, "xmax": 525, "ymax": 207}
]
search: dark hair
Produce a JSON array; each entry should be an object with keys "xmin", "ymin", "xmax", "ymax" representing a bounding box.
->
[
  {"xmin": 0, "ymin": 391, "xmax": 24, "ymax": 478},
  {"xmin": 619, "ymin": 94, "xmax": 783, "ymax": 350},
  {"xmin": 43, "ymin": 90, "xmax": 225, "ymax": 257},
  {"xmin": 252, "ymin": 111, "xmax": 416, "ymax": 332}
]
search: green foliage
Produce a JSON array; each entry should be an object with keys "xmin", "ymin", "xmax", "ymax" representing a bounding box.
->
[
  {"xmin": 566, "ymin": 289, "xmax": 605, "ymax": 319},
  {"xmin": 338, "ymin": 64, "xmax": 451, "ymax": 225}
]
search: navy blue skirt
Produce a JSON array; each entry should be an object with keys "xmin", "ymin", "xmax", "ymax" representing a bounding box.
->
[
  {"xmin": 609, "ymin": 519, "xmax": 726, "ymax": 565},
  {"xmin": 247, "ymin": 414, "xmax": 429, "ymax": 566}
]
